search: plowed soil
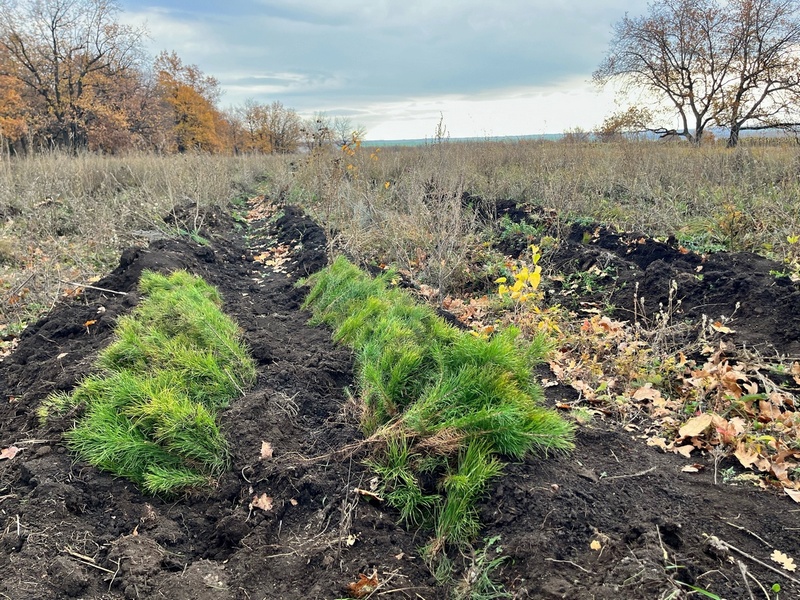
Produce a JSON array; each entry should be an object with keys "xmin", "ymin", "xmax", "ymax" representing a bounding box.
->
[{"xmin": 1, "ymin": 200, "xmax": 798, "ymax": 600}]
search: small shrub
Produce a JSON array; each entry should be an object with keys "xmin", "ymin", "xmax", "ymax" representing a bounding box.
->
[
  {"xmin": 41, "ymin": 270, "xmax": 255, "ymax": 496},
  {"xmin": 303, "ymin": 257, "xmax": 573, "ymax": 552}
]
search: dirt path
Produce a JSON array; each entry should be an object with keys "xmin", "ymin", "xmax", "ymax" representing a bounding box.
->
[{"xmin": 0, "ymin": 201, "xmax": 798, "ymax": 599}]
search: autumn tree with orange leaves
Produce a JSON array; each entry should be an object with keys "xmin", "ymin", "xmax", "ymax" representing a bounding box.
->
[
  {"xmin": 0, "ymin": 0, "xmax": 146, "ymax": 151},
  {"xmin": 232, "ymin": 100, "xmax": 303, "ymax": 154},
  {"xmin": 154, "ymin": 51, "xmax": 229, "ymax": 153}
]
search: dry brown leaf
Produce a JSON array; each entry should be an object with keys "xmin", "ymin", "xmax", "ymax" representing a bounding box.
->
[
  {"xmin": 646, "ymin": 437, "xmax": 668, "ymax": 451},
  {"xmin": 0, "ymin": 446, "xmax": 20, "ymax": 460},
  {"xmin": 347, "ymin": 572, "xmax": 379, "ymax": 598},
  {"xmin": 632, "ymin": 384, "xmax": 662, "ymax": 402},
  {"xmin": 260, "ymin": 441, "xmax": 273, "ymax": 460},
  {"xmin": 792, "ymin": 362, "xmax": 800, "ymax": 385},
  {"xmin": 770, "ymin": 549, "xmax": 797, "ymax": 572},
  {"xmin": 710, "ymin": 321, "xmax": 735, "ymax": 334},
  {"xmin": 250, "ymin": 493, "xmax": 273, "ymax": 512},
  {"xmin": 734, "ymin": 442, "xmax": 759, "ymax": 468},
  {"xmin": 679, "ymin": 413, "xmax": 713, "ymax": 438},
  {"xmin": 681, "ymin": 464, "xmax": 704, "ymax": 473},
  {"xmin": 785, "ymin": 488, "xmax": 800, "ymax": 503},
  {"xmin": 673, "ymin": 445, "xmax": 695, "ymax": 458}
]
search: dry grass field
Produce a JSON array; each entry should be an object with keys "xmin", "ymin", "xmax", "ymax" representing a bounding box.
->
[{"xmin": 2, "ymin": 140, "xmax": 800, "ymax": 599}]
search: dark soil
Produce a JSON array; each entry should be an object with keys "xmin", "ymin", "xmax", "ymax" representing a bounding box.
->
[{"xmin": 1, "ymin": 200, "xmax": 798, "ymax": 600}]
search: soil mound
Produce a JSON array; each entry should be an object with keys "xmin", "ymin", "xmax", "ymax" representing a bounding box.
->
[{"xmin": 0, "ymin": 202, "xmax": 798, "ymax": 599}]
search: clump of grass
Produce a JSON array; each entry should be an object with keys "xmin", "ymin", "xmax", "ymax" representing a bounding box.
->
[
  {"xmin": 40, "ymin": 270, "xmax": 255, "ymax": 496},
  {"xmin": 303, "ymin": 257, "xmax": 573, "ymax": 552}
]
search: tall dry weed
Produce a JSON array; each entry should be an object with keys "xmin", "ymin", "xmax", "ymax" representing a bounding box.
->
[{"xmin": 0, "ymin": 151, "xmax": 282, "ymax": 332}]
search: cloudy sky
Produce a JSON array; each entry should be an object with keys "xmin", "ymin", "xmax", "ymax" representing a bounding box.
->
[{"xmin": 120, "ymin": 0, "xmax": 651, "ymax": 140}]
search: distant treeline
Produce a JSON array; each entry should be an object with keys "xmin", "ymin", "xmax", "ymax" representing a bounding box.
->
[{"xmin": 0, "ymin": 0, "xmax": 358, "ymax": 155}]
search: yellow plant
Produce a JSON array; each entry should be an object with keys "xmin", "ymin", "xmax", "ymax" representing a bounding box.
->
[{"xmin": 496, "ymin": 245, "xmax": 543, "ymax": 304}]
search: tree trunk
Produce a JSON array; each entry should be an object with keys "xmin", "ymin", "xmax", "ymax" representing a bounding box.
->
[{"xmin": 727, "ymin": 125, "xmax": 740, "ymax": 148}]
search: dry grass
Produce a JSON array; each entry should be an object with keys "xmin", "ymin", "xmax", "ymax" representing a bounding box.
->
[
  {"xmin": 0, "ymin": 151, "xmax": 282, "ymax": 334},
  {"xmin": 4, "ymin": 138, "xmax": 800, "ymax": 340},
  {"xmin": 264, "ymin": 139, "xmax": 800, "ymax": 295}
]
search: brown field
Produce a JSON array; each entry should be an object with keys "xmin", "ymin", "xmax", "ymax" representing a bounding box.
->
[{"xmin": 1, "ymin": 140, "xmax": 800, "ymax": 599}]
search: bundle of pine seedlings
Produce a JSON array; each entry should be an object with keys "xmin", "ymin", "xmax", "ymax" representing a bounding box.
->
[
  {"xmin": 303, "ymin": 257, "xmax": 574, "ymax": 554},
  {"xmin": 40, "ymin": 270, "xmax": 256, "ymax": 495}
]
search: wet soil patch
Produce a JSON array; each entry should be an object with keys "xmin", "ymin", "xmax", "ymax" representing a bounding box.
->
[{"xmin": 0, "ymin": 201, "xmax": 798, "ymax": 599}]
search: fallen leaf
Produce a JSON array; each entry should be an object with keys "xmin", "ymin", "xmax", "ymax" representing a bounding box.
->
[
  {"xmin": 353, "ymin": 487, "xmax": 384, "ymax": 501},
  {"xmin": 679, "ymin": 413, "xmax": 714, "ymax": 438},
  {"xmin": 289, "ymin": 498, "xmax": 298, "ymax": 506},
  {"xmin": 83, "ymin": 319, "xmax": 97, "ymax": 328},
  {"xmin": 0, "ymin": 446, "xmax": 20, "ymax": 460},
  {"xmin": 590, "ymin": 540, "xmax": 602, "ymax": 551},
  {"xmin": 770, "ymin": 549, "xmax": 797, "ymax": 572},
  {"xmin": 260, "ymin": 441, "xmax": 273, "ymax": 460},
  {"xmin": 347, "ymin": 572, "xmax": 379, "ymax": 598},
  {"xmin": 792, "ymin": 362, "xmax": 800, "ymax": 385},
  {"xmin": 56, "ymin": 352, "xmax": 68, "ymax": 360},
  {"xmin": 346, "ymin": 533, "xmax": 357, "ymax": 547},
  {"xmin": 710, "ymin": 321, "xmax": 735, "ymax": 334},
  {"xmin": 673, "ymin": 445, "xmax": 695, "ymax": 458},
  {"xmin": 250, "ymin": 493, "xmax": 273, "ymax": 512},
  {"xmin": 785, "ymin": 489, "xmax": 800, "ymax": 503},
  {"xmin": 681, "ymin": 464, "xmax": 704, "ymax": 473},
  {"xmin": 734, "ymin": 442, "xmax": 759, "ymax": 468},
  {"xmin": 646, "ymin": 436, "xmax": 668, "ymax": 451},
  {"xmin": 632, "ymin": 384, "xmax": 662, "ymax": 402}
]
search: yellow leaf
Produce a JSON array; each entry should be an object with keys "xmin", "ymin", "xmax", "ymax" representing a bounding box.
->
[
  {"xmin": 590, "ymin": 540, "xmax": 602, "ymax": 551},
  {"xmin": 494, "ymin": 277, "xmax": 507, "ymax": 284},
  {"xmin": 529, "ymin": 266, "xmax": 541, "ymax": 290},
  {"xmin": 771, "ymin": 549, "xmax": 797, "ymax": 572},
  {"xmin": 710, "ymin": 321, "xmax": 735, "ymax": 334}
]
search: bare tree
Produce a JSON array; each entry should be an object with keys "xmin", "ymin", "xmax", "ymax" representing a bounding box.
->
[
  {"xmin": 595, "ymin": 0, "xmax": 800, "ymax": 146},
  {"xmin": 0, "ymin": 0, "xmax": 145, "ymax": 149},
  {"xmin": 301, "ymin": 112, "xmax": 333, "ymax": 151},
  {"xmin": 332, "ymin": 116, "xmax": 366, "ymax": 146}
]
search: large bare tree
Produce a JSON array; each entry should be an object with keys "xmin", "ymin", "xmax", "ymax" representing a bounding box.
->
[
  {"xmin": 595, "ymin": 0, "xmax": 800, "ymax": 146},
  {"xmin": 0, "ymin": 0, "xmax": 145, "ymax": 149}
]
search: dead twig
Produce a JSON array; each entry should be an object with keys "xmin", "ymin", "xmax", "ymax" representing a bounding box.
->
[
  {"xmin": 707, "ymin": 535, "xmax": 800, "ymax": 586},
  {"xmin": 721, "ymin": 519, "xmax": 774, "ymax": 549},
  {"xmin": 737, "ymin": 560, "xmax": 756, "ymax": 600},
  {"xmin": 59, "ymin": 280, "xmax": 127, "ymax": 296},
  {"xmin": 601, "ymin": 466, "xmax": 656, "ymax": 480},
  {"xmin": 62, "ymin": 546, "xmax": 115, "ymax": 574},
  {"xmin": 544, "ymin": 557, "xmax": 592, "ymax": 574}
]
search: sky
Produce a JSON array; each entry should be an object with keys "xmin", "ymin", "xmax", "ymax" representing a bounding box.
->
[{"xmin": 119, "ymin": 0, "xmax": 651, "ymax": 140}]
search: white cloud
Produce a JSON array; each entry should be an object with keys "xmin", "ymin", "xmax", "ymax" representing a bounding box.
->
[
  {"xmin": 353, "ymin": 78, "xmax": 619, "ymax": 140},
  {"xmin": 120, "ymin": 0, "xmax": 651, "ymax": 138}
]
